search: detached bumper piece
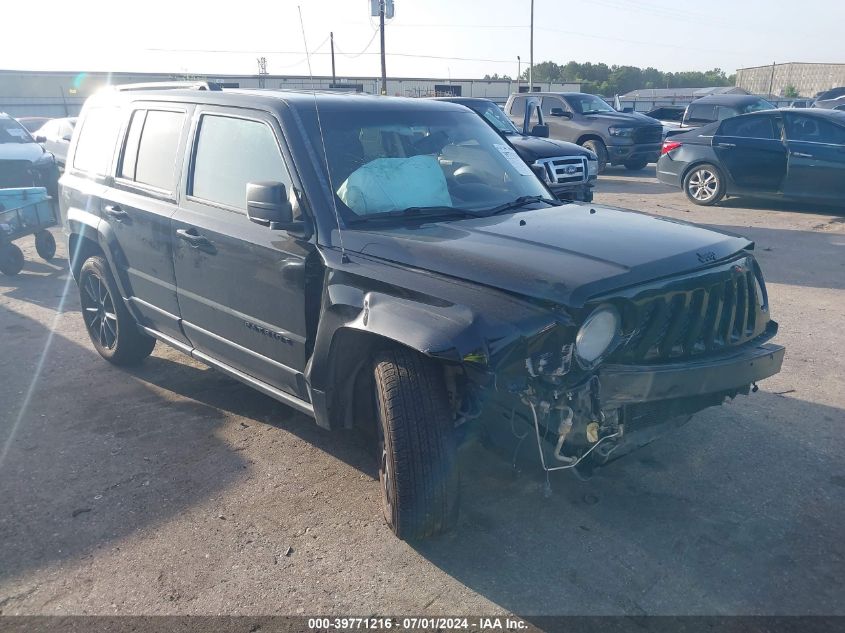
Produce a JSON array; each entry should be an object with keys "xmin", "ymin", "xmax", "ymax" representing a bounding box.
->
[{"xmin": 598, "ymin": 343, "xmax": 785, "ymax": 407}]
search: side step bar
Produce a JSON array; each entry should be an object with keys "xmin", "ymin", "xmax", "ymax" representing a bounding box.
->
[{"xmin": 140, "ymin": 326, "xmax": 315, "ymax": 417}]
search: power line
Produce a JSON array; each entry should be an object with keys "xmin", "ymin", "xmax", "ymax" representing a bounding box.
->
[{"xmin": 334, "ymin": 27, "xmax": 380, "ymax": 59}]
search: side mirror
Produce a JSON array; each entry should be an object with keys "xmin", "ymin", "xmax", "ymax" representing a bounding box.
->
[
  {"xmin": 530, "ymin": 124, "xmax": 550, "ymax": 138},
  {"xmin": 246, "ymin": 181, "xmax": 296, "ymax": 230},
  {"xmin": 550, "ymin": 108, "xmax": 571, "ymax": 118},
  {"xmin": 35, "ymin": 135, "xmax": 46, "ymax": 143}
]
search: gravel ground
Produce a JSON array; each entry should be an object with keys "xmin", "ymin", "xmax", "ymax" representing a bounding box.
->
[{"xmin": 1, "ymin": 168, "xmax": 843, "ymax": 617}]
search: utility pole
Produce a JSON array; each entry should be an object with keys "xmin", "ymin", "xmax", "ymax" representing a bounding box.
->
[
  {"xmin": 379, "ymin": 0, "xmax": 387, "ymax": 95},
  {"xmin": 768, "ymin": 61, "xmax": 776, "ymax": 97},
  {"xmin": 330, "ymin": 32, "xmax": 336, "ymax": 85},
  {"xmin": 529, "ymin": 0, "xmax": 534, "ymax": 93},
  {"xmin": 517, "ymin": 56, "xmax": 521, "ymax": 93}
]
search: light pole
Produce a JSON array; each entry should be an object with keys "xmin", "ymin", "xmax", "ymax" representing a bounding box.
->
[
  {"xmin": 517, "ymin": 55, "xmax": 521, "ymax": 93},
  {"xmin": 529, "ymin": 0, "xmax": 534, "ymax": 93}
]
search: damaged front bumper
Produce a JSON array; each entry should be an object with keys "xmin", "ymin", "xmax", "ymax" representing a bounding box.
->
[
  {"xmin": 598, "ymin": 342, "xmax": 785, "ymax": 407},
  {"xmin": 508, "ymin": 341, "xmax": 785, "ymax": 474}
]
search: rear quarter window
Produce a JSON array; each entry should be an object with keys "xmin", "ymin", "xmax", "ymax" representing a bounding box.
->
[
  {"xmin": 509, "ymin": 97, "xmax": 526, "ymax": 117},
  {"xmin": 72, "ymin": 106, "xmax": 123, "ymax": 175}
]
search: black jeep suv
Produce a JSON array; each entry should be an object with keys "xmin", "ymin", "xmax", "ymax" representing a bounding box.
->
[
  {"xmin": 506, "ymin": 92, "xmax": 663, "ymax": 172},
  {"xmin": 60, "ymin": 84, "xmax": 784, "ymax": 540}
]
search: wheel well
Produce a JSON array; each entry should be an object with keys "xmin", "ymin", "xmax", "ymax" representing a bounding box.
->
[
  {"xmin": 575, "ymin": 134, "xmax": 606, "ymax": 147},
  {"xmin": 325, "ymin": 329, "xmax": 453, "ymax": 433},
  {"xmin": 68, "ymin": 233, "xmax": 104, "ymax": 281}
]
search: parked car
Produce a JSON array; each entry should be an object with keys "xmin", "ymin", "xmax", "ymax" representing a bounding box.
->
[
  {"xmin": 505, "ymin": 92, "xmax": 663, "ymax": 172},
  {"xmin": 33, "ymin": 117, "xmax": 77, "ymax": 168},
  {"xmin": 61, "ymin": 84, "xmax": 784, "ymax": 540},
  {"xmin": 657, "ymin": 109, "xmax": 845, "ymax": 206},
  {"xmin": 436, "ymin": 97, "xmax": 597, "ymax": 202},
  {"xmin": 16, "ymin": 116, "xmax": 52, "ymax": 133},
  {"xmin": 814, "ymin": 95, "xmax": 845, "ymax": 111},
  {"xmin": 646, "ymin": 105, "xmax": 686, "ymax": 138},
  {"xmin": 0, "ymin": 112, "xmax": 60, "ymax": 195},
  {"xmin": 813, "ymin": 87, "xmax": 845, "ymax": 108},
  {"xmin": 666, "ymin": 95, "xmax": 775, "ymax": 137}
]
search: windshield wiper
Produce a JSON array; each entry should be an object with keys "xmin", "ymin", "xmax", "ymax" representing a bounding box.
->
[
  {"xmin": 485, "ymin": 195, "xmax": 562, "ymax": 216},
  {"xmin": 347, "ymin": 206, "xmax": 482, "ymax": 225}
]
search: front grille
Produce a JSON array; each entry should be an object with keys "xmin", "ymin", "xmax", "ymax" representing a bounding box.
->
[
  {"xmin": 632, "ymin": 126, "xmax": 663, "ymax": 144},
  {"xmin": 611, "ymin": 258, "xmax": 770, "ymax": 363},
  {"xmin": 534, "ymin": 156, "xmax": 588, "ymax": 185}
]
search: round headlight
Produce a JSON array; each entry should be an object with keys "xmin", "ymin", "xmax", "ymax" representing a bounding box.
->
[{"xmin": 575, "ymin": 306, "xmax": 620, "ymax": 365}]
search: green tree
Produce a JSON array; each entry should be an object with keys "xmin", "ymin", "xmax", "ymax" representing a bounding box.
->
[{"xmin": 782, "ymin": 84, "xmax": 799, "ymax": 98}]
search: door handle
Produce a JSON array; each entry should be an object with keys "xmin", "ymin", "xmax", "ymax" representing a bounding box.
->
[
  {"xmin": 103, "ymin": 204, "xmax": 129, "ymax": 221},
  {"xmin": 716, "ymin": 142, "xmax": 736, "ymax": 148},
  {"xmin": 790, "ymin": 151, "xmax": 813, "ymax": 158},
  {"xmin": 176, "ymin": 228, "xmax": 215, "ymax": 253}
]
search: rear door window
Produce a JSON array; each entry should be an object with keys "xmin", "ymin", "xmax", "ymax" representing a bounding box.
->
[
  {"xmin": 133, "ymin": 110, "xmax": 185, "ymax": 191},
  {"xmin": 719, "ymin": 115, "xmax": 779, "ymax": 140},
  {"xmin": 190, "ymin": 114, "xmax": 290, "ymax": 211},
  {"xmin": 72, "ymin": 106, "xmax": 123, "ymax": 175}
]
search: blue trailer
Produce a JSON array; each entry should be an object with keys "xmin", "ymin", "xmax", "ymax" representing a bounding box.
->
[{"xmin": 0, "ymin": 187, "xmax": 57, "ymax": 276}]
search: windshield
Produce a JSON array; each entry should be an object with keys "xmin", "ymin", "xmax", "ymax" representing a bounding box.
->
[
  {"xmin": 739, "ymin": 99, "xmax": 776, "ymax": 114},
  {"xmin": 0, "ymin": 118, "xmax": 34, "ymax": 144},
  {"xmin": 566, "ymin": 94, "xmax": 616, "ymax": 115},
  {"xmin": 300, "ymin": 107, "xmax": 550, "ymax": 222},
  {"xmin": 475, "ymin": 103, "xmax": 521, "ymax": 135}
]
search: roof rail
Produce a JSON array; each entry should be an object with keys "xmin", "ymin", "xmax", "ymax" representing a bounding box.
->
[{"xmin": 112, "ymin": 81, "xmax": 223, "ymax": 92}]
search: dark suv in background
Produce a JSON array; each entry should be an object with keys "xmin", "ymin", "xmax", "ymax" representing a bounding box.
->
[
  {"xmin": 437, "ymin": 97, "xmax": 597, "ymax": 202},
  {"xmin": 60, "ymin": 83, "xmax": 784, "ymax": 541},
  {"xmin": 666, "ymin": 94, "xmax": 775, "ymax": 137},
  {"xmin": 505, "ymin": 92, "xmax": 663, "ymax": 172}
]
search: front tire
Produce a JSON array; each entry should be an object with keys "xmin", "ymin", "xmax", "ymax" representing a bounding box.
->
[
  {"xmin": 581, "ymin": 139, "xmax": 608, "ymax": 173},
  {"xmin": 683, "ymin": 164, "xmax": 725, "ymax": 206},
  {"xmin": 373, "ymin": 347, "xmax": 459, "ymax": 540},
  {"xmin": 78, "ymin": 255, "xmax": 155, "ymax": 365}
]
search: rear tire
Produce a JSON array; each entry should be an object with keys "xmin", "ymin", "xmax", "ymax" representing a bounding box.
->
[
  {"xmin": 623, "ymin": 159, "xmax": 649, "ymax": 171},
  {"xmin": 683, "ymin": 163, "xmax": 725, "ymax": 206},
  {"xmin": 35, "ymin": 230, "xmax": 57, "ymax": 261},
  {"xmin": 0, "ymin": 244, "xmax": 24, "ymax": 276},
  {"xmin": 78, "ymin": 255, "xmax": 155, "ymax": 365},
  {"xmin": 581, "ymin": 139, "xmax": 608, "ymax": 173},
  {"xmin": 372, "ymin": 347, "xmax": 459, "ymax": 540}
]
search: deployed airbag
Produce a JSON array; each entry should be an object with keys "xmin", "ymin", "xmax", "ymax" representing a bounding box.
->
[{"xmin": 337, "ymin": 155, "xmax": 452, "ymax": 215}]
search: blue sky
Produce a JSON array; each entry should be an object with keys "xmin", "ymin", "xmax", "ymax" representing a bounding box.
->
[{"xmin": 3, "ymin": 0, "xmax": 842, "ymax": 77}]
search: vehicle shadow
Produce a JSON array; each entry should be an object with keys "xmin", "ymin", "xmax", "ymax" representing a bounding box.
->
[
  {"xmin": 717, "ymin": 196, "xmax": 845, "ymax": 216},
  {"xmin": 413, "ymin": 391, "xmax": 845, "ymax": 616},
  {"xmin": 125, "ymin": 355, "xmax": 377, "ymax": 479},
  {"xmin": 0, "ymin": 310, "xmax": 250, "ymax": 584}
]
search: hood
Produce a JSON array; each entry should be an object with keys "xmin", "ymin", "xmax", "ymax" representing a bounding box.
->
[
  {"xmin": 507, "ymin": 134, "xmax": 593, "ymax": 161},
  {"xmin": 344, "ymin": 204, "xmax": 751, "ymax": 307},
  {"xmin": 0, "ymin": 141, "xmax": 49, "ymax": 162},
  {"xmin": 585, "ymin": 111, "xmax": 660, "ymax": 126}
]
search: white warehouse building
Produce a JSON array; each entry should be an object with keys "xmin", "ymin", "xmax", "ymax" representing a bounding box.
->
[{"xmin": 0, "ymin": 70, "xmax": 581, "ymax": 118}]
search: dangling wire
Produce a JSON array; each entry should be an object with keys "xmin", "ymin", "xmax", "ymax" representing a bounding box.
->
[{"xmin": 297, "ymin": 5, "xmax": 349, "ymax": 264}]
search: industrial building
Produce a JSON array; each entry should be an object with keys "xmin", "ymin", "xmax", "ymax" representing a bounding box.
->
[
  {"xmin": 736, "ymin": 62, "xmax": 845, "ymax": 98},
  {"xmin": 0, "ymin": 70, "xmax": 580, "ymax": 118}
]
